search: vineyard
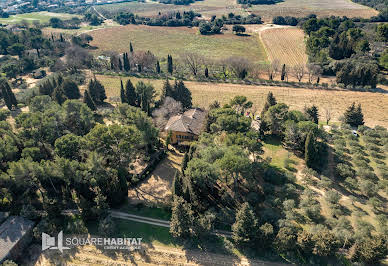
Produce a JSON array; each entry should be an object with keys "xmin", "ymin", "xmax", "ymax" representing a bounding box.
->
[{"xmin": 260, "ymin": 26, "xmax": 308, "ymax": 66}]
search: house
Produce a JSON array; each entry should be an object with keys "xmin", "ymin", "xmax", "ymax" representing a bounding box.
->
[
  {"xmin": 165, "ymin": 108, "xmax": 206, "ymax": 145},
  {"xmin": 0, "ymin": 216, "xmax": 35, "ymax": 263}
]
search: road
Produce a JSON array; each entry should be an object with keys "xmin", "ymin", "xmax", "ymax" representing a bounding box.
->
[{"xmin": 109, "ymin": 210, "xmax": 233, "ymax": 237}]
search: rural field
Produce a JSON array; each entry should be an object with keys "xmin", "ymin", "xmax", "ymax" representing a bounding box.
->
[
  {"xmin": 0, "ymin": 11, "xmax": 81, "ymax": 24},
  {"xmin": 95, "ymin": 74, "xmax": 388, "ymax": 128},
  {"xmin": 88, "ymin": 24, "xmax": 267, "ymax": 62},
  {"xmin": 95, "ymin": 0, "xmax": 378, "ymax": 22},
  {"xmin": 258, "ymin": 26, "xmax": 308, "ymax": 66}
]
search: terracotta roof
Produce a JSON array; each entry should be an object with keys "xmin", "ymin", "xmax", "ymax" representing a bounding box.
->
[{"xmin": 165, "ymin": 108, "xmax": 206, "ymax": 135}]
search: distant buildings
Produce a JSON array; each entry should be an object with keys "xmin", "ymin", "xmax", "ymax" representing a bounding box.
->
[
  {"xmin": 0, "ymin": 216, "xmax": 35, "ymax": 264},
  {"xmin": 165, "ymin": 108, "xmax": 206, "ymax": 145}
]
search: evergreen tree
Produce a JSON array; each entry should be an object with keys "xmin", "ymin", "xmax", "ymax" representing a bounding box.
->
[
  {"xmin": 181, "ymin": 152, "xmax": 189, "ymax": 174},
  {"xmin": 205, "ymin": 67, "xmax": 209, "ymax": 78},
  {"xmin": 125, "ymin": 79, "xmax": 137, "ymax": 106},
  {"xmin": 161, "ymin": 78, "xmax": 174, "ymax": 101},
  {"xmin": 261, "ymin": 91, "xmax": 277, "ymax": 117},
  {"xmin": 1, "ymin": 80, "xmax": 17, "ymax": 110},
  {"xmin": 137, "ymin": 64, "xmax": 142, "ymax": 72},
  {"xmin": 88, "ymin": 79, "xmax": 107, "ymax": 105},
  {"xmin": 166, "ymin": 130, "xmax": 172, "ymax": 150},
  {"xmin": 62, "ymin": 79, "xmax": 80, "ymax": 99},
  {"xmin": 174, "ymin": 80, "xmax": 192, "ymax": 109},
  {"xmin": 305, "ymin": 131, "xmax": 316, "ymax": 168},
  {"xmin": 170, "ymin": 196, "xmax": 193, "ymax": 238},
  {"xmin": 304, "ymin": 105, "xmax": 319, "ymax": 124},
  {"xmin": 52, "ymin": 85, "xmax": 66, "ymax": 105},
  {"xmin": 281, "ymin": 64, "xmax": 286, "ymax": 81},
  {"xmin": 232, "ymin": 202, "xmax": 258, "ymax": 246},
  {"xmin": 172, "ymin": 171, "xmax": 184, "ymax": 197},
  {"xmin": 118, "ymin": 58, "xmax": 122, "ymax": 71},
  {"xmin": 129, "ymin": 42, "xmax": 133, "ymax": 53},
  {"xmin": 167, "ymin": 55, "xmax": 173, "ymax": 74},
  {"xmin": 83, "ymin": 90, "xmax": 96, "ymax": 111},
  {"xmin": 156, "ymin": 60, "xmax": 161, "ymax": 74},
  {"xmin": 344, "ymin": 102, "xmax": 364, "ymax": 127},
  {"xmin": 120, "ymin": 79, "xmax": 126, "ymax": 104}
]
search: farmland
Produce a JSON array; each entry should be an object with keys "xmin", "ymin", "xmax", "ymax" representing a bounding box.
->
[
  {"xmin": 88, "ymin": 24, "xmax": 268, "ymax": 62},
  {"xmin": 95, "ymin": 74, "xmax": 388, "ymax": 128},
  {"xmin": 0, "ymin": 11, "xmax": 81, "ymax": 24},
  {"xmin": 95, "ymin": 0, "xmax": 378, "ymax": 22},
  {"xmin": 259, "ymin": 26, "xmax": 308, "ymax": 66}
]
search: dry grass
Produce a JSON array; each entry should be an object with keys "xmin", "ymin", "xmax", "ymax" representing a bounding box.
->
[
  {"xmin": 96, "ymin": 74, "xmax": 388, "ymax": 128},
  {"xmin": 88, "ymin": 24, "xmax": 267, "ymax": 62},
  {"xmin": 127, "ymin": 150, "xmax": 183, "ymax": 204},
  {"xmin": 260, "ymin": 26, "xmax": 307, "ymax": 66}
]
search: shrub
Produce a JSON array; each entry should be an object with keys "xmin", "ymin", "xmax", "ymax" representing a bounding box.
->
[
  {"xmin": 336, "ymin": 163, "xmax": 355, "ymax": 179},
  {"xmin": 357, "ymin": 168, "xmax": 377, "ymax": 180},
  {"xmin": 0, "ymin": 109, "xmax": 10, "ymax": 121},
  {"xmin": 358, "ymin": 180, "xmax": 377, "ymax": 197},
  {"xmin": 325, "ymin": 190, "xmax": 341, "ymax": 206}
]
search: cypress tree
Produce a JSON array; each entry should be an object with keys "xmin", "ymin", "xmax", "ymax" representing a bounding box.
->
[
  {"xmin": 156, "ymin": 60, "xmax": 161, "ymax": 74},
  {"xmin": 94, "ymin": 79, "xmax": 107, "ymax": 104},
  {"xmin": 161, "ymin": 78, "xmax": 173, "ymax": 101},
  {"xmin": 170, "ymin": 196, "xmax": 193, "ymax": 238},
  {"xmin": 137, "ymin": 64, "xmax": 142, "ymax": 72},
  {"xmin": 83, "ymin": 90, "xmax": 96, "ymax": 111},
  {"xmin": 304, "ymin": 105, "xmax": 319, "ymax": 124},
  {"xmin": 120, "ymin": 79, "xmax": 126, "ymax": 104},
  {"xmin": 125, "ymin": 79, "xmax": 137, "ymax": 106},
  {"xmin": 172, "ymin": 171, "xmax": 184, "ymax": 197},
  {"xmin": 62, "ymin": 79, "xmax": 80, "ymax": 99},
  {"xmin": 167, "ymin": 55, "xmax": 173, "ymax": 74},
  {"xmin": 305, "ymin": 131, "xmax": 316, "ymax": 168},
  {"xmin": 129, "ymin": 42, "xmax": 133, "ymax": 53},
  {"xmin": 344, "ymin": 102, "xmax": 364, "ymax": 127},
  {"xmin": 123, "ymin": 53, "xmax": 128, "ymax": 71},
  {"xmin": 205, "ymin": 67, "xmax": 209, "ymax": 78},
  {"xmin": 181, "ymin": 152, "xmax": 189, "ymax": 174},
  {"xmin": 281, "ymin": 64, "xmax": 286, "ymax": 81},
  {"xmin": 1, "ymin": 83, "xmax": 12, "ymax": 110},
  {"xmin": 261, "ymin": 91, "xmax": 277, "ymax": 117},
  {"xmin": 175, "ymin": 80, "xmax": 192, "ymax": 109},
  {"xmin": 118, "ymin": 58, "xmax": 122, "ymax": 71},
  {"xmin": 52, "ymin": 85, "xmax": 66, "ymax": 105}
]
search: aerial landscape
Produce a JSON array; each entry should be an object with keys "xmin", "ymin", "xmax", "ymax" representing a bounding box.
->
[{"xmin": 0, "ymin": 0, "xmax": 387, "ymax": 265}]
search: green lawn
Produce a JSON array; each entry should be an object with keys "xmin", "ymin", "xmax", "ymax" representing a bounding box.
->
[
  {"xmin": 262, "ymin": 136, "xmax": 301, "ymax": 171},
  {"xmin": 0, "ymin": 12, "xmax": 81, "ymax": 24}
]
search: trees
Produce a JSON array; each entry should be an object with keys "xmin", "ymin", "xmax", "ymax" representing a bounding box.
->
[
  {"xmin": 304, "ymin": 105, "xmax": 319, "ymax": 124},
  {"xmin": 353, "ymin": 236, "xmax": 387, "ymax": 264},
  {"xmin": 0, "ymin": 79, "xmax": 17, "ymax": 110},
  {"xmin": 83, "ymin": 90, "xmax": 96, "ymax": 111},
  {"xmin": 174, "ymin": 80, "xmax": 192, "ymax": 109},
  {"xmin": 182, "ymin": 52, "xmax": 204, "ymax": 76},
  {"xmin": 292, "ymin": 64, "xmax": 305, "ymax": 82},
  {"xmin": 88, "ymin": 79, "xmax": 107, "ymax": 105},
  {"xmin": 377, "ymin": 23, "xmax": 388, "ymax": 41},
  {"xmin": 167, "ymin": 54, "xmax": 173, "ymax": 74},
  {"xmin": 170, "ymin": 196, "xmax": 194, "ymax": 238},
  {"xmin": 264, "ymin": 103, "xmax": 289, "ymax": 136},
  {"xmin": 229, "ymin": 95, "xmax": 252, "ymax": 115},
  {"xmin": 226, "ymin": 56, "xmax": 252, "ymax": 79},
  {"xmin": 124, "ymin": 79, "xmax": 138, "ymax": 107},
  {"xmin": 135, "ymin": 81, "xmax": 156, "ymax": 114},
  {"xmin": 305, "ymin": 131, "xmax": 317, "ymax": 168},
  {"xmin": 344, "ymin": 102, "xmax": 364, "ymax": 127},
  {"xmin": 232, "ymin": 25, "xmax": 246, "ymax": 35},
  {"xmin": 152, "ymin": 96, "xmax": 182, "ymax": 129},
  {"xmin": 232, "ymin": 202, "xmax": 258, "ymax": 246},
  {"xmin": 261, "ymin": 91, "xmax": 277, "ymax": 117},
  {"xmin": 62, "ymin": 79, "xmax": 80, "ymax": 99}
]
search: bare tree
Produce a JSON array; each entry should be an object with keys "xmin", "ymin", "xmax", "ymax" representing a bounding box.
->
[
  {"xmin": 324, "ymin": 108, "xmax": 332, "ymax": 125},
  {"xmin": 226, "ymin": 56, "xmax": 252, "ymax": 79},
  {"xmin": 218, "ymin": 59, "xmax": 230, "ymax": 79},
  {"xmin": 181, "ymin": 52, "xmax": 204, "ymax": 76},
  {"xmin": 307, "ymin": 63, "xmax": 322, "ymax": 83},
  {"xmin": 133, "ymin": 50, "xmax": 156, "ymax": 70},
  {"xmin": 65, "ymin": 45, "xmax": 93, "ymax": 73},
  {"xmin": 292, "ymin": 64, "xmax": 306, "ymax": 82},
  {"xmin": 152, "ymin": 97, "xmax": 183, "ymax": 129},
  {"xmin": 271, "ymin": 59, "xmax": 281, "ymax": 80}
]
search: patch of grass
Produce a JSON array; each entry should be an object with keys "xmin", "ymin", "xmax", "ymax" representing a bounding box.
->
[{"xmin": 112, "ymin": 218, "xmax": 180, "ymax": 247}]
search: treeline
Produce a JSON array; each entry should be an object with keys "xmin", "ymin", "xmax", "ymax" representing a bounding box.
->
[
  {"xmin": 237, "ymin": 0, "xmax": 281, "ymax": 5},
  {"xmin": 302, "ymin": 16, "xmax": 383, "ymax": 89},
  {"xmin": 351, "ymin": 0, "xmax": 387, "ymax": 11},
  {"xmin": 0, "ymin": 94, "xmax": 160, "ymax": 240},
  {"xmin": 158, "ymin": 0, "xmax": 199, "ymax": 5}
]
